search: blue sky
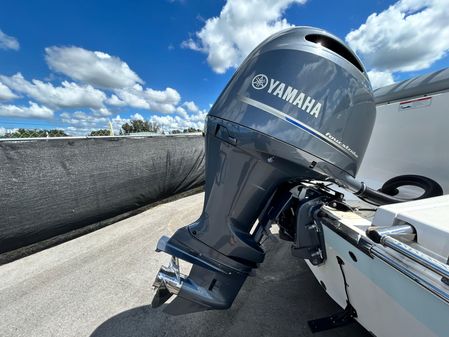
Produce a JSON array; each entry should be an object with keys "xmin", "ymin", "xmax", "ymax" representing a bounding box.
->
[{"xmin": 1, "ymin": 0, "xmax": 448, "ymax": 134}]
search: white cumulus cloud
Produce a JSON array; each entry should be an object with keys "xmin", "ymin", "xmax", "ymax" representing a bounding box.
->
[
  {"xmin": 0, "ymin": 101, "xmax": 53, "ymax": 119},
  {"xmin": 0, "ymin": 81, "xmax": 18, "ymax": 100},
  {"xmin": 346, "ymin": 0, "xmax": 449, "ymax": 73},
  {"xmin": 149, "ymin": 108, "xmax": 208, "ymax": 132},
  {"xmin": 0, "ymin": 29, "xmax": 19, "ymax": 50},
  {"xmin": 60, "ymin": 111, "xmax": 108, "ymax": 134},
  {"xmin": 183, "ymin": 101, "xmax": 199, "ymax": 113},
  {"xmin": 109, "ymin": 105, "xmax": 207, "ymax": 134},
  {"xmin": 145, "ymin": 87, "xmax": 180, "ymax": 105},
  {"xmin": 130, "ymin": 112, "xmax": 144, "ymax": 121},
  {"xmin": 0, "ymin": 73, "xmax": 106, "ymax": 109},
  {"xmin": 45, "ymin": 46, "xmax": 143, "ymax": 88},
  {"xmin": 176, "ymin": 106, "xmax": 189, "ymax": 119},
  {"xmin": 94, "ymin": 107, "xmax": 113, "ymax": 116},
  {"xmin": 107, "ymin": 85, "xmax": 181, "ymax": 114},
  {"xmin": 0, "ymin": 42, "xmax": 206, "ymax": 135},
  {"xmin": 182, "ymin": 0, "xmax": 306, "ymax": 73},
  {"xmin": 367, "ymin": 70, "xmax": 395, "ymax": 90}
]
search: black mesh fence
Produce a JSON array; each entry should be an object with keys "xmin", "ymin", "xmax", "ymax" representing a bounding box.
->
[{"xmin": 0, "ymin": 135, "xmax": 205, "ymax": 254}]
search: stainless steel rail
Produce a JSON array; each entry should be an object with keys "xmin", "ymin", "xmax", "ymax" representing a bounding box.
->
[
  {"xmin": 320, "ymin": 211, "xmax": 449, "ymax": 304},
  {"xmin": 370, "ymin": 245, "xmax": 449, "ymax": 304},
  {"xmin": 381, "ymin": 235, "xmax": 449, "ymax": 281},
  {"xmin": 367, "ymin": 225, "xmax": 449, "ymax": 281}
]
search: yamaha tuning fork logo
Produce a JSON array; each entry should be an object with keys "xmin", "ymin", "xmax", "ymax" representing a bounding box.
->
[
  {"xmin": 250, "ymin": 73, "xmax": 322, "ymax": 118},
  {"xmin": 245, "ymin": 73, "xmax": 358, "ymax": 159},
  {"xmin": 251, "ymin": 74, "xmax": 268, "ymax": 89}
]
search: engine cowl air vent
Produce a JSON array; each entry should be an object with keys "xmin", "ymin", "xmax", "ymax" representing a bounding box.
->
[{"xmin": 305, "ymin": 34, "xmax": 364, "ymax": 73}]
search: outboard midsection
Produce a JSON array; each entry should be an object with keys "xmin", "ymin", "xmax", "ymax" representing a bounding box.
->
[{"xmin": 152, "ymin": 119, "xmax": 332, "ymax": 314}]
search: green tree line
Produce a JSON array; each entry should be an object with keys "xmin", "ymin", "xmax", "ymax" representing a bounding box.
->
[
  {"xmin": 1, "ymin": 120, "xmax": 202, "ymax": 138},
  {"xmin": 1, "ymin": 128, "xmax": 68, "ymax": 138}
]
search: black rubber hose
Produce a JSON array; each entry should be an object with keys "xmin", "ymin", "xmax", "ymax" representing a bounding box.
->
[
  {"xmin": 379, "ymin": 175, "xmax": 443, "ymax": 199},
  {"xmin": 355, "ymin": 185, "xmax": 408, "ymax": 206},
  {"xmin": 354, "ymin": 175, "xmax": 443, "ymax": 206}
]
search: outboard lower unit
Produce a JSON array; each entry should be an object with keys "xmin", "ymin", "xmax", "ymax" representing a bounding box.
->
[{"xmin": 150, "ymin": 26, "xmax": 427, "ymax": 314}]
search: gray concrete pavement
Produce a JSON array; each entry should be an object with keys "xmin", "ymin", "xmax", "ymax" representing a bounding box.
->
[{"xmin": 0, "ymin": 192, "xmax": 369, "ymax": 337}]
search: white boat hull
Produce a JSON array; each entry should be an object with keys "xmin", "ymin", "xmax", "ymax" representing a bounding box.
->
[{"xmin": 307, "ymin": 223, "xmax": 449, "ymax": 337}]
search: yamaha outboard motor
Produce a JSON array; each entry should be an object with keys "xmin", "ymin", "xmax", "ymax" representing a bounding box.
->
[{"xmin": 151, "ymin": 26, "xmax": 442, "ymax": 314}]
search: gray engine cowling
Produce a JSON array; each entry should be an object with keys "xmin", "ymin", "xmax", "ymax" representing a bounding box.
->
[
  {"xmin": 210, "ymin": 26, "xmax": 375, "ymax": 177},
  {"xmin": 151, "ymin": 26, "xmax": 376, "ymax": 314}
]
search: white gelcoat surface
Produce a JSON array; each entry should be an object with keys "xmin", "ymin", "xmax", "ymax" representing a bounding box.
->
[
  {"xmin": 373, "ymin": 195, "xmax": 449, "ymax": 258},
  {"xmin": 357, "ymin": 90, "xmax": 449, "ymax": 193},
  {"xmin": 307, "ymin": 224, "xmax": 449, "ymax": 337}
]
